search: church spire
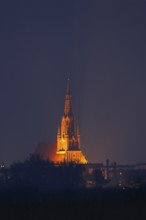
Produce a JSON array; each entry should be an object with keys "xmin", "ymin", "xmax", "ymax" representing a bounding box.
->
[
  {"xmin": 64, "ymin": 79, "xmax": 73, "ymax": 115},
  {"xmin": 56, "ymin": 79, "xmax": 87, "ymax": 164}
]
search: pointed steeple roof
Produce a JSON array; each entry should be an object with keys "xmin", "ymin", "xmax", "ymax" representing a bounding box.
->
[{"xmin": 64, "ymin": 79, "xmax": 73, "ymax": 115}]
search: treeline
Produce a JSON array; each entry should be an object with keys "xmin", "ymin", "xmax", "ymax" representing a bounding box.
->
[{"xmin": 1, "ymin": 154, "xmax": 86, "ymax": 191}]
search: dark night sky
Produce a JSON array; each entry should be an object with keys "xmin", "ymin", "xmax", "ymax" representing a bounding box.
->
[{"xmin": 0, "ymin": 0, "xmax": 146, "ymax": 165}]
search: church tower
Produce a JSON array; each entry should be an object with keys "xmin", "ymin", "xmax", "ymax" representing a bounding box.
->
[{"xmin": 56, "ymin": 79, "xmax": 87, "ymax": 163}]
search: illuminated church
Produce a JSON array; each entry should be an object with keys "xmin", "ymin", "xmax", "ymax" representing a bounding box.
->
[
  {"xmin": 56, "ymin": 79, "xmax": 87, "ymax": 164},
  {"xmin": 35, "ymin": 80, "xmax": 87, "ymax": 164}
]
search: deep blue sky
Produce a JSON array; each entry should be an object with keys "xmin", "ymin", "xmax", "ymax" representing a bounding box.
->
[{"xmin": 0, "ymin": 0, "xmax": 146, "ymax": 165}]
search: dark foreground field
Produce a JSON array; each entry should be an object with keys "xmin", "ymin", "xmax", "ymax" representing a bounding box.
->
[{"xmin": 0, "ymin": 188, "xmax": 146, "ymax": 220}]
